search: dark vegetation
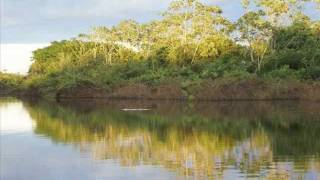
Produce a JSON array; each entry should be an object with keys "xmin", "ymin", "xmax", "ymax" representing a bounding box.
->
[
  {"xmin": 1, "ymin": 0, "xmax": 320, "ymax": 99},
  {"xmin": 0, "ymin": 72, "xmax": 24, "ymax": 95}
]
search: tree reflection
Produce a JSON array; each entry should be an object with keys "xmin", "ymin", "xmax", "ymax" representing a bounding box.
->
[{"xmin": 24, "ymin": 100, "xmax": 320, "ymax": 179}]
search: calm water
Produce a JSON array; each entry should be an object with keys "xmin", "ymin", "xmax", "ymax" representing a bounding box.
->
[{"xmin": 1, "ymin": 98, "xmax": 320, "ymax": 180}]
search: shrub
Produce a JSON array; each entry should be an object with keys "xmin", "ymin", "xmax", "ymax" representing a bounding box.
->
[
  {"xmin": 264, "ymin": 66, "xmax": 302, "ymax": 80},
  {"xmin": 200, "ymin": 55, "xmax": 251, "ymax": 79},
  {"xmin": 0, "ymin": 73, "xmax": 24, "ymax": 91}
]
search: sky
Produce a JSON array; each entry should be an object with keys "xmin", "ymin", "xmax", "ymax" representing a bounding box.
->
[
  {"xmin": 0, "ymin": 43, "xmax": 49, "ymax": 74},
  {"xmin": 0, "ymin": 0, "xmax": 318, "ymax": 74},
  {"xmin": 0, "ymin": 0, "xmax": 248, "ymax": 44}
]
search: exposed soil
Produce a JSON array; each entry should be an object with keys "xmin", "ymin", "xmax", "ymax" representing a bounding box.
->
[{"xmin": 56, "ymin": 79, "xmax": 320, "ymax": 101}]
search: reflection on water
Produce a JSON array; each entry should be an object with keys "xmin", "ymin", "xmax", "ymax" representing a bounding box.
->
[
  {"xmin": 1, "ymin": 98, "xmax": 320, "ymax": 179},
  {"xmin": 0, "ymin": 98, "xmax": 34, "ymax": 134}
]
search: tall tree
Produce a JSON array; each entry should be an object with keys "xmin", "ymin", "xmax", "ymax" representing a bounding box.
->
[
  {"xmin": 237, "ymin": 10, "xmax": 272, "ymax": 72},
  {"xmin": 84, "ymin": 26, "xmax": 120, "ymax": 65},
  {"xmin": 161, "ymin": 0, "xmax": 234, "ymax": 64}
]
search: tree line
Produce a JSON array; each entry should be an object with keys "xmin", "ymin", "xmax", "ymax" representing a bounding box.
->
[{"xmin": 20, "ymin": 0, "xmax": 320, "ymax": 92}]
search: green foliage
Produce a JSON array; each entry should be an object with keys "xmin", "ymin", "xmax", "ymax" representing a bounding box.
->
[
  {"xmin": 0, "ymin": 73, "xmax": 24, "ymax": 93},
  {"xmin": 274, "ymin": 19, "xmax": 320, "ymax": 51},
  {"xmin": 264, "ymin": 65, "xmax": 302, "ymax": 79},
  {"xmin": 263, "ymin": 18, "xmax": 320, "ymax": 80},
  {"xmin": 18, "ymin": 0, "xmax": 320, "ymax": 94},
  {"xmin": 200, "ymin": 55, "xmax": 251, "ymax": 79}
]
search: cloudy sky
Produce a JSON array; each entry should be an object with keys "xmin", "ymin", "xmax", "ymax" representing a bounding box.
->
[
  {"xmin": 1, "ymin": 0, "xmax": 246, "ymax": 44},
  {"xmin": 0, "ymin": 0, "xmax": 318, "ymax": 74}
]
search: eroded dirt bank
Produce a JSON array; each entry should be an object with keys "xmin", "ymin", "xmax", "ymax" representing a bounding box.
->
[{"xmin": 56, "ymin": 79, "xmax": 320, "ymax": 101}]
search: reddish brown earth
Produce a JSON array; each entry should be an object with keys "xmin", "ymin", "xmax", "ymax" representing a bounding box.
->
[
  {"xmin": 56, "ymin": 80, "xmax": 320, "ymax": 101},
  {"xmin": 57, "ymin": 83, "xmax": 185, "ymax": 100}
]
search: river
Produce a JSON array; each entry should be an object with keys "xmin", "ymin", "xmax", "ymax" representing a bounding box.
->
[{"xmin": 1, "ymin": 97, "xmax": 320, "ymax": 179}]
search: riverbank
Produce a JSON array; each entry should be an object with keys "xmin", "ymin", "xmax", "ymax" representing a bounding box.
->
[
  {"xmin": 0, "ymin": 73, "xmax": 24, "ymax": 96},
  {"xmin": 56, "ymin": 78, "xmax": 320, "ymax": 101},
  {"xmin": 2, "ymin": 73, "xmax": 320, "ymax": 101}
]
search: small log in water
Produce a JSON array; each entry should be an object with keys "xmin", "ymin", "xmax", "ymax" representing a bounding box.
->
[{"xmin": 121, "ymin": 108, "xmax": 150, "ymax": 111}]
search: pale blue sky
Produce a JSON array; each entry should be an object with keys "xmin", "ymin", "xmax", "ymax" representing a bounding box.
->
[
  {"xmin": 1, "ymin": 0, "xmax": 245, "ymax": 43},
  {"xmin": 1, "ymin": 0, "xmax": 319, "ymax": 43}
]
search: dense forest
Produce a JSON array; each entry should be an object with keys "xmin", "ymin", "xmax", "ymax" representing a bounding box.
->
[{"xmin": 1, "ymin": 0, "xmax": 320, "ymax": 99}]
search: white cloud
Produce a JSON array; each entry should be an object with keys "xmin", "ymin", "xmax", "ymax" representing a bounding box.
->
[{"xmin": 0, "ymin": 43, "xmax": 50, "ymax": 74}]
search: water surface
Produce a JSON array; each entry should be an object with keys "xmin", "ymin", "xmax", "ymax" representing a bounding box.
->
[{"xmin": 1, "ymin": 98, "xmax": 320, "ymax": 179}]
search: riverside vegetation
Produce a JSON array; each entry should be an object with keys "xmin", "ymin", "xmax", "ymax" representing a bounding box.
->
[{"xmin": 1, "ymin": 0, "xmax": 320, "ymax": 100}]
